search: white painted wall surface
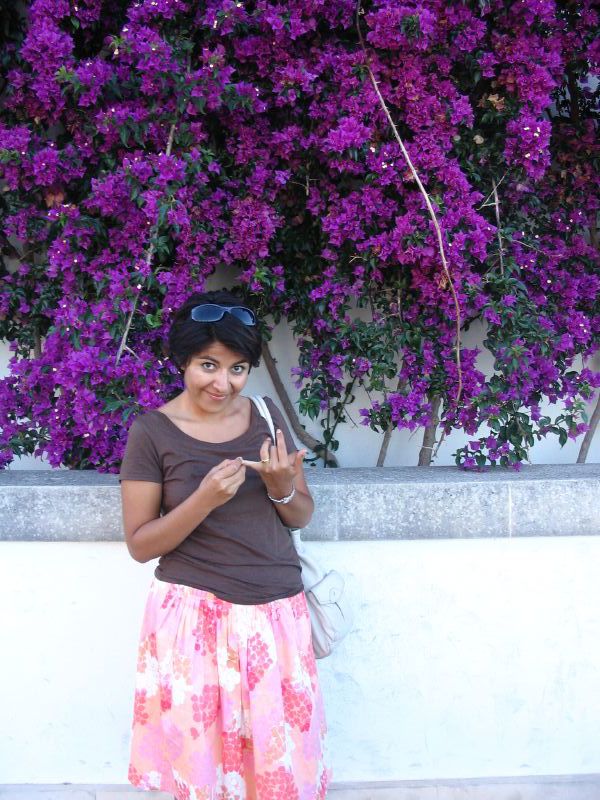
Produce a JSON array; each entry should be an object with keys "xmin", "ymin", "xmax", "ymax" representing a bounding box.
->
[{"xmin": 2, "ymin": 537, "xmax": 600, "ymax": 783}]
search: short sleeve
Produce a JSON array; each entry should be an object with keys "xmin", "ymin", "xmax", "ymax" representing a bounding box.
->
[
  {"xmin": 263, "ymin": 396, "xmax": 297, "ymax": 454},
  {"xmin": 119, "ymin": 415, "xmax": 163, "ymax": 483}
]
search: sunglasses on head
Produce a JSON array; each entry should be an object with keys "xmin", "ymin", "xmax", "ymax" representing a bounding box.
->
[{"xmin": 190, "ymin": 304, "xmax": 257, "ymax": 326}]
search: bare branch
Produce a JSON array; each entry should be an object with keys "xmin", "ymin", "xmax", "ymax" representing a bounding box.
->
[
  {"xmin": 578, "ymin": 222, "xmax": 600, "ymax": 463},
  {"xmin": 492, "ymin": 179, "xmax": 504, "ymax": 276},
  {"xmin": 517, "ymin": 240, "xmax": 546, "ymax": 253},
  {"xmin": 124, "ymin": 345, "xmax": 141, "ymax": 360},
  {"xmin": 115, "ymin": 123, "xmax": 177, "ymax": 366},
  {"xmin": 432, "ymin": 428, "xmax": 447, "ymax": 460},
  {"xmin": 477, "ymin": 171, "xmax": 508, "ymax": 211},
  {"xmin": 376, "ymin": 427, "xmax": 393, "ymax": 467},
  {"xmin": 577, "ymin": 392, "xmax": 600, "ymax": 464},
  {"xmin": 418, "ymin": 394, "xmax": 442, "ymax": 465},
  {"xmin": 376, "ymin": 376, "xmax": 405, "ymax": 466},
  {"xmin": 355, "ymin": 1, "xmax": 463, "ymax": 411},
  {"xmin": 261, "ymin": 342, "xmax": 339, "ymax": 466},
  {"xmin": 114, "ymin": 265, "xmax": 145, "ymax": 366}
]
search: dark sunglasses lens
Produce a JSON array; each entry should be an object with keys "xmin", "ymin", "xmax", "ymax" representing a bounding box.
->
[
  {"xmin": 230, "ymin": 307, "xmax": 256, "ymax": 326},
  {"xmin": 190, "ymin": 304, "xmax": 224, "ymax": 322},
  {"xmin": 190, "ymin": 304, "xmax": 256, "ymax": 326}
]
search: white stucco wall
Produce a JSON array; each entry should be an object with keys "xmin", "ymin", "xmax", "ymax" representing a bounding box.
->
[
  {"xmin": 2, "ymin": 322, "xmax": 599, "ymax": 471},
  {"xmin": 2, "ymin": 537, "xmax": 600, "ymax": 783}
]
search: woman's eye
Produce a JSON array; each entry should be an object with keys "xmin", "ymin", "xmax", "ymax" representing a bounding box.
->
[
  {"xmin": 232, "ymin": 365, "xmax": 247, "ymax": 374},
  {"xmin": 201, "ymin": 362, "xmax": 215, "ymax": 370}
]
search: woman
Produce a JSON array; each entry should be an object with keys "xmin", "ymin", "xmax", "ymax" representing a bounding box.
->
[{"xmin": 119, "ymin": 289, "xmax": 330, "ymax": 800}]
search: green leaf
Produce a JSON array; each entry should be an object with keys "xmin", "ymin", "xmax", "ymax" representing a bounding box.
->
[{"xmin": 103, "ymin": 397, "xmax": 125, "ymax": 412}]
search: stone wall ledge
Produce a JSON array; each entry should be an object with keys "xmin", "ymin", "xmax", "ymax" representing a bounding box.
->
[{"xmin": 1, "ymin": 464, "xmax": 598, "ymax": 541}]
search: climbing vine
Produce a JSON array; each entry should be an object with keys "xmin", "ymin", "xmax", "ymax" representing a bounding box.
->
[{"xmin": 0, "ymin": 0, "xmax": 598, "ymax": 470}]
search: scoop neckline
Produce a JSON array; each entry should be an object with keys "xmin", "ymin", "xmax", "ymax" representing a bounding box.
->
[{"xmin": 150, "ymin": 397, "xmax": 257, "ymax": 447}]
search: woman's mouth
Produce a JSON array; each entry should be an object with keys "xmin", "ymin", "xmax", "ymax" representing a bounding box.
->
[{"xmin": 206, "ymin": 391, "xmax": 228, "ymax": 401}]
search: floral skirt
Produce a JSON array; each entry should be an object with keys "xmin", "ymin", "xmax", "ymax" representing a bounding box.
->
[{"xmin": 128, "ymin": 578, "xmax": 330, "ymax": 800}]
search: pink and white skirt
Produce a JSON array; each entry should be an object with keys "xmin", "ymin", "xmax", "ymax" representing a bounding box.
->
[{"xmin": 128, "ymin": 578, "xmax": 330, "ymax": 800}]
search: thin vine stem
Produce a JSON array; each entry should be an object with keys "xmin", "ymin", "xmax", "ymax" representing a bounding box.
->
[
  {"xmin": 355, "ymin": 1, "xmax": 464, "ymax": 423},
  {"xmin": 115, "ymin": 121, "xmax": 177, "ymax": 366},
  {"xmin": 376, "ymin": 376, "xmax": 405, "ymax": 466},
  {"xmin": 576, "ymin": 391, "xmax": 600, "ymax": 464},
  {"xmin": 325, "ymin": 377, "xmax": 357, "ymax": 463},
  {"xmin": 477, "ymin": 171, "xmax": 508, "ymax": 210},
  {"xmin": 492, "ymin": 178, "xmax": 505, "ymax": 276},
  {"xmin": 260, "ymin": 342, "xmax": 339, "ymax": 466}
]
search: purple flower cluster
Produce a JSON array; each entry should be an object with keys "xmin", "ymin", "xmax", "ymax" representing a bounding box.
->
[{"xmin": 0, "ymin": 0, "xmax": 598, "ymax": 470}]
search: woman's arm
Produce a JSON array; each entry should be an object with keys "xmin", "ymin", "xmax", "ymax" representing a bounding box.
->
[
  {"xmin": 266, "ymin": 462, "xmax": 314, "ymax": 529},
  {"xmin": 121, "ymin": 458, "xmax": 246, "ymax": 563}
]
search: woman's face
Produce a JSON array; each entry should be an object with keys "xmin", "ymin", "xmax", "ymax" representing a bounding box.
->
[{"xmin": 182, "ymin": 341, "xmax": 250, "ymax": 414}]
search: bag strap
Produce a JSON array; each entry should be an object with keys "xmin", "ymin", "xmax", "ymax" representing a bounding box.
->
[{"xmin": 250, "ymin": 395, "xmax": 276, "ymax": 441}]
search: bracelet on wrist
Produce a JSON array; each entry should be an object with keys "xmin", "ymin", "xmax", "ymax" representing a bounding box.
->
[{"xmin": 267, "ymin": 482, "xmax": 296, "ymax": 505}]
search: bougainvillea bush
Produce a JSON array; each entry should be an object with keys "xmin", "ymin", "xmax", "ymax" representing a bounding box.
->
[{"xmin": 0, "ymin": 0, "xmax": 598, "ymax": 470}]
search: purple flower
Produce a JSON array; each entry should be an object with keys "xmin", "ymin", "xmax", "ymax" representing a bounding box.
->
[
  {"xmin": 483, "ymin": 307, "xmax": 502, "ymax": 326},
  {"xmin": 0, "ymin": 0, "xmax": 596, "ymax": 474},
  {"xmin": 353, "ymin": 357, "xmax": 371, "ymax": 376},
  {"xmin": 505, "ymin": 115, "xmax": 552, "ymax": 181},
  {"xmin": 324, "ymin": 117, "xmax": 371, "ymax": 154}
]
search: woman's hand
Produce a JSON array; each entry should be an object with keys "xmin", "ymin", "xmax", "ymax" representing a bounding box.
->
[
  {"xmin": 197, "ymin": 457, "xmax": 246, "ymax": 510},
  {"xmin": 243, "ymin": 430, "xmax": 307, "ymax": 500}
]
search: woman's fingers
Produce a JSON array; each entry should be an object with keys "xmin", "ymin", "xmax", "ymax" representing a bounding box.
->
[
  {"xmin": 241, "ymin": 458, "xmax": 261, "ymax": 471},
  {"xmin": 242, "ymin": 438, "xmax": 273, "ymax": 471},
  {"xmin": 229, "ymin": 463, "xmax": 246, "ymax": 487},
  {"xmin": 214, "ymin": 459, "xmax": 246, "ymax": 490},
  {"xmin": 293, "ymin": 449, "xmax": 308, "ymax": 472},
  {"xmin": 241, "ymin": 434, "xmax": 303, "ymax": 479},
  {"xmin": 275, "ymin": 429, "xmax": 288, "ymax": 463},
  {"xmin": 199, "ymin": 458, "xmax": 246, "ymax": 506},
  {"xmin": 243, "ymin": 444, "xmax": 307, "ymax": 472},
  {"xmin": 214, "ymin": 457, "xmax": 244, "ymax": 477},
  {"xmin": 260, "ymin": 436, "xmax": 272, "ymax": 464}
]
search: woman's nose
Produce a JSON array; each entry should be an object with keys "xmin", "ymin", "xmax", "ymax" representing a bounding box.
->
[{"xmin": 212, "ymin": 369, "xmax": 229, "ymax": 391}]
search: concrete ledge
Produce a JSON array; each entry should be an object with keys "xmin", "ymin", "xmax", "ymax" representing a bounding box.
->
[
  {"xmin": 0, "ymin": 464, "xmax": 598, "ymax": 541},
  {"xmin": 2, "ymin": 776, "xmax": 600, "ymax": 800}
]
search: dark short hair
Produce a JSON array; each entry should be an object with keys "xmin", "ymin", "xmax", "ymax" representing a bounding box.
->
[{"xmin": 167, "ymin": 289, "xmax": 263, "ymax": 370}]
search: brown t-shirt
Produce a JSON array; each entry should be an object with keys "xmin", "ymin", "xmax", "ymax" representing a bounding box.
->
[{"xmin": 119, "ymin": 396, "xmax": 303, "ymax": 604}]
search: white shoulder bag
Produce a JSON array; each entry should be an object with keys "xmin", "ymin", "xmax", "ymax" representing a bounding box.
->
[{"xmin": 251, "ymin": 395, "xmax": 353, "ymax": 658}]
